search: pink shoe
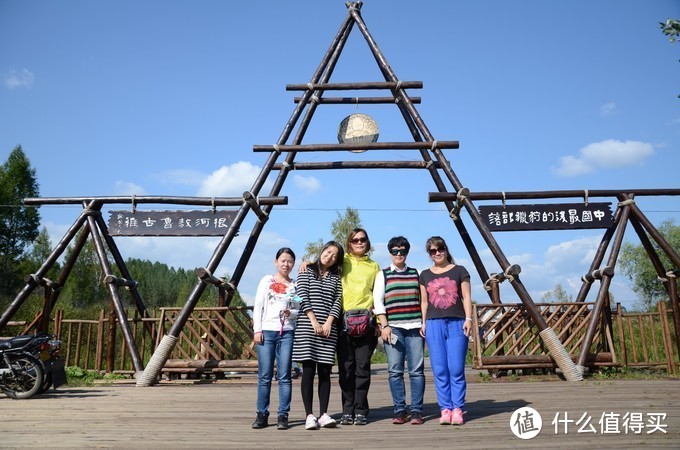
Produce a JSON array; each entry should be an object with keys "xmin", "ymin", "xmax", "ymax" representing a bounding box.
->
[
  {"xmin": 451, "ymin": 407, "xmax": 464, "ymax": 425},
  {"xmin": 439, "ymin": 408, "xmax": 452, "ymax": 425}
]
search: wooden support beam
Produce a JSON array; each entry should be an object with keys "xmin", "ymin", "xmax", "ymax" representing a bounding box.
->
[
  {"xmin": 23, "ymin": 195, "xmax": 288, "ymax": 207},
  {"xmin": 429, "ymin": 189, "xmax": 680, "ymax": 203},
  {"xmin": 294, "ymin": 96, "xmax": 421, "ymax": 104},
  {"xmin": 272, "ymin": 161, "xmax": 442, "ymax": 170},
  {"xmin": 286, "ymin": 81, "xmax": 422, "ymax": 91},
  {"xmin": 253, "ymin": 141, "xmax": 459, "ymax": 153}
]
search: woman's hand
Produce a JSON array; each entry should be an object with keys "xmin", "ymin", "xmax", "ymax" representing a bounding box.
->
[
  {"xmin": 419, "ymin": 323, "xmax": 426, "ymax": 338},
  {"xmin": 462, "ymin": 319, "xmax": 472, "ymax": 337},
  {"xmin": 380, "ymin": 325, "xmax": 392, "ymax": 343},
  {"xmin": 253, "ymin": 331, "xmax": 263, "ymax": 344},
  {"xmin": 320, "ymin": 322, "xmax": 332, "ymax": 338}
]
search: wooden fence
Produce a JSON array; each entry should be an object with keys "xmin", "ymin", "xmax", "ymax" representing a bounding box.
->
[{"xmin": 3, "ymin": 301, "xmax": 678, "ymax": 376}]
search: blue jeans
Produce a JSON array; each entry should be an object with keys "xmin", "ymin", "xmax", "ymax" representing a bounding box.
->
[
  {"xmin": 384, "ymin": 327, "xmax": 425, "ymax": 414},
  {"xmin": 256, "ymin": 330, "xmax": 294, "ymax": 416},
  {"xmin": 425, "ymin": 318, "xmax": 468, "ymax": 410}
]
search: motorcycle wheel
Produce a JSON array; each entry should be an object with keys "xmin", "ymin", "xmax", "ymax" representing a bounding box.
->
[
  {"xmin": 0, "ymin": 354, "xmax": 44, "ymax": 399},
  {"xmin": 38, "ymin": 372, "xmax": 53, "ymax": 394}
]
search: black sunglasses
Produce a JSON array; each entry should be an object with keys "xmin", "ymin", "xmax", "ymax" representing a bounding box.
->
[
  {"xmin": 428, "ymin": 246, "xmax": 446, "ymax": 256},
  {"xmin": 351, "ymin": 237, "xmax": 368, "ymax": 244},
  {"xmin": 389, "ymin": 248, "xmax": 408, "ymax": 256}
]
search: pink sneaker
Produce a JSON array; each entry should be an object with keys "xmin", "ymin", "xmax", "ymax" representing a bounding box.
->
[
  {"xmin": 439, "ymin": 408, "xmax": 452, "ymax": 425},
  {"xmin": 451, "ymin": 407, "xmax": 464, "ymax": 425}
]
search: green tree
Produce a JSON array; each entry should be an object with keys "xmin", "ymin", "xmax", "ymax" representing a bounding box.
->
[
  {"xmin": 619, "ymin": 219, "xmax": 680, "ymax": 311},
  {"xmin": 541, "ymin": 283, "xmax": 573, "ymax": 303},
  {"xmin": 303, "ymin": 206, "xmax": 363, "ymax": 261},
  {"xmin": 0, "ymin": 146, "xmax": 40, "ymax": 303}
]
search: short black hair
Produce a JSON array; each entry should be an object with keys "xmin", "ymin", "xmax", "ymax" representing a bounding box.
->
[{"xmin": 387, "ymin": 236, "xmax": 410, "ymax": 253}]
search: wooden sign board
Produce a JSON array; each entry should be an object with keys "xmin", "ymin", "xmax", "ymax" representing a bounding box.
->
[
  {"xmin": 107, "ymin": 210, "xmax": 237, "ymax": 236},
  {"xmin": 478, "ymin": 202, "xmax": 613, "ymax": 231}
]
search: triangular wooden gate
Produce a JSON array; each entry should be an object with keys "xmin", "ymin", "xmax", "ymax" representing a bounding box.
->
[{"xmin": 132, "ymin": 1, "xmax": 582, "ymax": 383}]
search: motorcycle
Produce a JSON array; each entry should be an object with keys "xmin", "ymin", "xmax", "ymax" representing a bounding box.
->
[
  {"xmin": 0, "ymin": 335, "xmax": 45, "ymax": 399},
  {"xmin": 0, "ymin": 333, "xmax": 66, "ymax": 399}
]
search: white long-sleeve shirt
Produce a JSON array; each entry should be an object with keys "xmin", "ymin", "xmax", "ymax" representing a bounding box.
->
[{"xmin": 252, "ymin": 275, "xmax": 300, "ymax": 333}]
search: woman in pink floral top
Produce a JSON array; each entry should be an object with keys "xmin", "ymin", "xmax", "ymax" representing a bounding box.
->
[
  {"xmin": 252, "ymin": 248, "xmax": 301, "ymax": 430},
  {"xmin": 419, "ymin": 236, "xmax": 472, "ymax": 426}
]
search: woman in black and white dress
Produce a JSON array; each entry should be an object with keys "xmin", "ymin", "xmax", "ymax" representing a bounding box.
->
[{"xmin": 293, "ymin": 241, "xmax": 344, "ymax": 430}]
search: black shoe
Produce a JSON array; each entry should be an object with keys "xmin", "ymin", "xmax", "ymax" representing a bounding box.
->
[
  {"xmin": 340, "ymin": 414, "xmax": 354, "ymax": 425},
  {"xmin": 354, "ymin": 414, "xmax": 368, "ymax": 425},
  {"xmin": 252, "ymin": 412, "xmax": 269, "ymax": 429},
  {"xmin": 277, "ymin": 414, "xmax": 289, "ymax": 430}
]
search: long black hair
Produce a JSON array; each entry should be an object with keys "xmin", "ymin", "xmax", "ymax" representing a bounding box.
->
[{"xmin": 309, "ymin": 241, "xmax": 344, "ymax": 278}]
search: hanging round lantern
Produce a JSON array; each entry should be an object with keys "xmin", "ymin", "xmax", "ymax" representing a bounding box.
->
[{"xmin": 337, "ymin": 113, "xmax": 379, "ymax": 153}]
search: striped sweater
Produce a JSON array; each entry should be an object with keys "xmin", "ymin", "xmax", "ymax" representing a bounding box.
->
[{"xmin": 374, "ymin": 266, "xmax": 422, "ymax": 329}]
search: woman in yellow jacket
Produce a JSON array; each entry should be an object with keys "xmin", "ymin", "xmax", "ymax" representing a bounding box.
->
[{"xmin": 337, "ymin": 228, "xmax": 380, "ymax": 426}]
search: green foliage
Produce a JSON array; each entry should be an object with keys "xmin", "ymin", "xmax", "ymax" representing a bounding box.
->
[
  {"xmin": 659, "ymin": 18, "xmax": 680, "ymax": 43},
  {"xmin": 65, "ymin": 366, "xmax": 125, "ymax": 386},
  {"xmin": 303, "ymin": 206, "xmax": 362, "ymax": 261},
  {"xmin": 541, "ymin": 283, "xmax": 573, "ymax": 303},
  {"xmin": 619, "ymin": 219, "xmax": 680, "ymax": 311},
  {"xmin": 0, "ymin": 146, "xmax": 40, "ymax": 305}
]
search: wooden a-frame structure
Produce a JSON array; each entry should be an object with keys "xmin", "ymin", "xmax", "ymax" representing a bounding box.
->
[{"xmin": 2, "ymin": 2, "xmax": 679, "ymax": 383}]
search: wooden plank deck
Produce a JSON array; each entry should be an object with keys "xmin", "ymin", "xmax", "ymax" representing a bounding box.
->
[{"xmin": 1, "ymin": 367, "xmax": 678, "ymax": 449}]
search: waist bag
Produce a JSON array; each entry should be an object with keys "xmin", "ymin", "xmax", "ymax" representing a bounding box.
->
[{"xmin": 343, "ymin": 309, "xmax": 372, "ymax": 337}]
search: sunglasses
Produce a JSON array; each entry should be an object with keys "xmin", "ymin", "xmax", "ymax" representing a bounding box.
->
[
  {"xmin": 351, "ymin": 237, "xmax": 368, "ymax": 244},
  {"xmin": 428, "ymin": 246, "xmax": 446, "ymax": 256},
  {"xmin": 389, "ymin": 248, "xmax": 408, "ymax": 256}
]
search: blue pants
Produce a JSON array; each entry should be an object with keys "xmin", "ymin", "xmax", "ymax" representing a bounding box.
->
[
  {"xmin": 425, "ymin": 318, "xmax": 468, "ymax": 410},
  {"xmin": 384, "ymin": 327, "xmax": 425, "ymax": 414},
  {"xmin": 256, "ymin": 330, "xmax": 294, "ymax": 416}
]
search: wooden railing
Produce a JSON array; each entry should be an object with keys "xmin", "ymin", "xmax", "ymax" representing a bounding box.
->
[{"xmin": 3, "ymin": 301, "xmax": 678, "ymax": 375}]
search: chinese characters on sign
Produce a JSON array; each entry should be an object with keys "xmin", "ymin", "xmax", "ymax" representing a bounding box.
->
[
  {"xmin": 107, "ymin": 210, "xmax": 237, "ymax": 236},
  {"xmin": 509, "ymin": 407, "xmax": 668, "ymax": 439},
  {"xmin": 479, "ymin": 202, "xmax": 613, "ymax": 231}
]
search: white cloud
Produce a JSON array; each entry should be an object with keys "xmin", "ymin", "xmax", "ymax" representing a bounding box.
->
[
  {"xmin": 553, "ymin": 139, "xmax": 655, "ymax": 177},
  {"xmin": 197, "ymin": 161, "xmax": 270, "ymax": 197},
  {"xmin": 292, "ymin": 174, "xmax": 321, "ymax": 193},
  {"xmin": 5, "ymin": 68, "xmax": 35, "ymax": 89},
  {"xmin": 113, "ymin": 180, "xmax": 146, "ymax": 195},
  {"xmin": 599, "ymin": 102, "xmax": 616, "ymax": 116}
]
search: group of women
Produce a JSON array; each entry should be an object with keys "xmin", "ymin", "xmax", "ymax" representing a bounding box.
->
[{"xmin": 251, "ymin": 228, "xmax": 473, "ymax": 430}]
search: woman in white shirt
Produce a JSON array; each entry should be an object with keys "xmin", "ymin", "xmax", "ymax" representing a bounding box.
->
[{"xmin": 252, "ymin": 247, "xmax": 300, "ymax": 431}]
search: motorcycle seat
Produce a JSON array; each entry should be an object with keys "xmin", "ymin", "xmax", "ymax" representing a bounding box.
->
[{"xmin": 0, "ymin": 335, "xmax": 35, "ymax": 350}]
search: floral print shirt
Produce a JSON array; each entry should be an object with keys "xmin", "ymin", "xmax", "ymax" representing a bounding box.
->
[
  {"xmin": 419, "ymin": 265, "xmax": 470, "ymax": 320},
  {"xmin": 252, "ymin": 275, "xmax": 301, "ymax": 333}
]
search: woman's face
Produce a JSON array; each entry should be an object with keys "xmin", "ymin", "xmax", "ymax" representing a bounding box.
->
[
  {"xmin": 428, "ymin": 243, "xmax": 448, "ymax": 265},
  {"xmin": 275, "ymin": 252, "xmax": 295, "ymax": 278},
  {"xmin": 320, "ymin": 245, "xmax": 339, "ymax": 270},
  {"xmin": 349, "ymin": 231, "xmax": 368, "ymax": 256}
]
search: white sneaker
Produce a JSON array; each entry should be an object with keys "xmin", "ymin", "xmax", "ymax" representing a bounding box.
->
[
  {"xmin": 305, "ymin": 414, "xmax": 319, "ymax": 430},
  {"xmin": 318, "ymin": 413, "xmax": 337, "ymax": 428}
]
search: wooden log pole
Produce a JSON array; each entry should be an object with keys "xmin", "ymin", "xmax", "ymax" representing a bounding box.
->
[
  {"xmin": 0, "ymin": 202, "xmax": 91, "ymax": 330},
  {"xmin": 286, "ymin": 80, "xmax": 422, "ymax": 91},
  {"xmin": 272, "ymin": 161, "xmax": 442, "ymax": 170},
  {"xmin": 85, "ymin": 206, "xmax": 144, "ymax": 373},
  {"xmin": 22, "ymin": 195, "xmax": 288, "ymax": 207},
  {"xmin": 626, "ymin": 200, "xmax": 680, "ymax": 269},
  {"xmin": 294, "ymin": 96, "xmax": 421, "ymax": 104},
  {"xmin": 666, "ymin": 272, "xmax": 680, "ymax": 362},
  {"xmin": 136, "ymin": 6, "xmax": 357, "ymax": 387},
  {"xmin": 575, "ymin": 205, "xmax": 623, "ymax": 302},
  {"xmin": 577, "ymin": 197, "xmax": 632, "ymax": 369},
  {"xmin": 253, "ymin": 141, "xmax": 459, "ymax": 153},
  {"xmin": 429, "ymin": 188, "xmax": 680, "ymax": 202},
  {"xmin": 350, "ymin": 4, "xmax": 581, "ymax": 379}
]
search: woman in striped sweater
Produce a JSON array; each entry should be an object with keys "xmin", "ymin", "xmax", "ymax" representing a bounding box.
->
[{"xmin": 292, "ymin": 241, "xmax": 344, "ymax": 430}]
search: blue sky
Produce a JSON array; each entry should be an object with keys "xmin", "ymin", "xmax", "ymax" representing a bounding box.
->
[{"xmin": 1, "ymin": 1, "xmax": 679, "ymax": 310}]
